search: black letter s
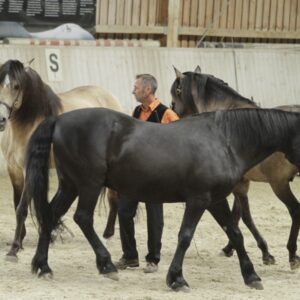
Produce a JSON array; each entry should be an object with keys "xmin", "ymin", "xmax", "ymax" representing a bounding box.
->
[{"xmin": 49, "ymin": 54, "xmax": 59, "ymax": 72}]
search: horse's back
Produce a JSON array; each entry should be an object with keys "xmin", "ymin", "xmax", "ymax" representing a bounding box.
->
[{"xmin": 58, "ymin": 85, "xmax": 123, "ymax": 113}]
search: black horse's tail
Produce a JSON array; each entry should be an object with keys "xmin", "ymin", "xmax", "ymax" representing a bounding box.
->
[{"xmin": 25, "ymin": 116, "xmax": 57, "ymax": 238}]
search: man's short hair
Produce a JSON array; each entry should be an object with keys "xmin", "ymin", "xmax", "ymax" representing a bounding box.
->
[{"xmin": 136, "ymin": 74, "xmax": 157, "ymax": 94}]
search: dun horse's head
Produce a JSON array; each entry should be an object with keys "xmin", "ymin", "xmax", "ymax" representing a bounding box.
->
[
  {"xmin": 0, "ymin": 59, "xmax": 28, "ymax": 131},
  {"xmin": 170, "ymin": 66, "xmax": 202, "ymax": 118}
]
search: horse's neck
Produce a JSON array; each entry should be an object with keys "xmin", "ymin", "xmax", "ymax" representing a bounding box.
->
[
  {"xmin": 230, "ymin": 117, "xmax": 296, "ymax": 175},
  {"xmin": 198, "ymin": 82, "xmax": 257, "ymax": 112},
  {"xmin": 196, "ymin": 97, "xmax": 255, "ymax": 113}
]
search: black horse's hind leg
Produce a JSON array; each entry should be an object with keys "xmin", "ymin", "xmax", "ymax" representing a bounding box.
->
[
  {"xmin": 166, "ymin": 197, "xmax": 206, "ymax": 291},
  {"xmin": 74, "ymin": 186, "xmax": 118, "ymax": 280},
  {"xmin": 6, "ymin": 185, "xmax": 30, "ymax": 259},
  {"xmin": 32, "ymin": 183, "xmax": 77, "ymax": 277},
  {"xmin": 208, "ymin": 199, "xmax": 263, "ymax": 290},
  {"xmin": 270, "ymin": 181, "xmax": 300, "ymax": 269},
  {"xmin": 103, "ymin": 189, "xmax": 119, "ymax": 239},
  {"xmin": 223, "ymin": 180, "xmax": 275, "ymax": 265}
]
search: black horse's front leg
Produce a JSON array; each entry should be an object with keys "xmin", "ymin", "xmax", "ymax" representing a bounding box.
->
[
  {"xmin": 167, "ymin": 197, "xmax": 206, "ymax": 292},
  {"xmin": 208, "ymin": 199, "xmax": 263, "ymax": 290}
]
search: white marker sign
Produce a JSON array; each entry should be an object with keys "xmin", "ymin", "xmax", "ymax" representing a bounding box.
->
[{"xmin": 45, "ymin": 49, "xmax": 63, "ymax": 82}]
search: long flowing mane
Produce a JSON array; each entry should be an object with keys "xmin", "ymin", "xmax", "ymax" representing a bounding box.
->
[
  {"xmin": 171, "ymin": 71, "xmax": 257, "ymax": 111},
  {"xmin": 0, "ymin": 60, "xmax": 62, "ymax": 124},
  {"xmin": 213, "ymin": 108, "xmax": 298, "ymax": 149}
]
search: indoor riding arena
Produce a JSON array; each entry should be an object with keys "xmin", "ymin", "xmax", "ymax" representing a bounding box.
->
[{"xmin": 0, "ymin": 1, "xmax": 300, "ymax": 299}]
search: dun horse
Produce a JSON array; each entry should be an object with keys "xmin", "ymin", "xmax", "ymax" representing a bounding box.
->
[
  {"xmin": 25, "ymin": 107, "xmax": 300, "ymax": 291},
  {"xmin": 0, "ymin": 59, "xmax": 122, "ymax": 258},
  {"xmin": 170, "ymin": 66, "xmax": 300, "ymax": 269}
]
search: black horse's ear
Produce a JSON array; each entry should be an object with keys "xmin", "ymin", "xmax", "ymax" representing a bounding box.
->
[
  {"xmin": 173, "ymin": 66, "xmax": 184, "ymax": 79},
  {"xmin": 194, "ymin": 66, "xmax": 201, "ymax": 73},
  {"xmin": 25, "ymin": 58, "xmax": 35, "ymax": 71}
]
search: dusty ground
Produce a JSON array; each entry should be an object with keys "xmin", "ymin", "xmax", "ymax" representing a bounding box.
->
[{"xmin": 0, "ymin": 174, "xmax": 300, "ymax": 300}]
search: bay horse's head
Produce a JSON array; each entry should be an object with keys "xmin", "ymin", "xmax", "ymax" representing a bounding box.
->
[
  {"xmin": 170, "ymin": 66, "xmax": 203, "ymax": 117},
  {"xmin": 170, "ymin": 66, "xmax": 257, "ymax": 118},
  {"xmin": 0, "ymin": 59, "xmax": 31, "ymax": 130}
]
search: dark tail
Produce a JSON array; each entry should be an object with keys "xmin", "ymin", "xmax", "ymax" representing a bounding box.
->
[{"xmin": 25, "ymin": 116, "xmax": 57, "ymax": 238}]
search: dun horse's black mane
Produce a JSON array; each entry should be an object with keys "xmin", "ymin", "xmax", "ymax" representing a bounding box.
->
[
  {"xmin": 172, "ymin": 71, "xmax": 257, "ymax": 108},
  {"xmin": 0, "ymin": 60, "xmax": 62, "ymax": 124}
]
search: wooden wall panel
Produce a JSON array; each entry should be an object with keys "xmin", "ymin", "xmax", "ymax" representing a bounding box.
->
[{"xmin": 95, "ymin": 0, "xmax": 300, "ymax": 47}]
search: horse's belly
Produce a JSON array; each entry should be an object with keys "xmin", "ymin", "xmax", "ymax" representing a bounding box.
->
[{"xmin": 244, "ymin": 165, "xmax": 268, "ymax": 181}]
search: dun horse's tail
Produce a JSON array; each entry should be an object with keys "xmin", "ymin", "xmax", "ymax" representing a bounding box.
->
[{"xmin": 25, "ymin": 116, "xmax": 57, "ymax": 238}]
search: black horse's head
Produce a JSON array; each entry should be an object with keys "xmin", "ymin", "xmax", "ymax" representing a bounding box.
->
[{"xmin": 170, "ymin": 66, "xmax": 257, "ymax": 118}]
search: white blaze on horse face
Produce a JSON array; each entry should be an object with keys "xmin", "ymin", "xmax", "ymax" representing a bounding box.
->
[
  {"xmin": 1, "ymin": 75, "xmax": 20, "ymax": 106},
  {"xmin": 4, "ymin": 74, "xmax": 10, "ymax": 86},
  {"xmin": 0, "ymin": 74, "xmax": 14, "ymax": 121}
]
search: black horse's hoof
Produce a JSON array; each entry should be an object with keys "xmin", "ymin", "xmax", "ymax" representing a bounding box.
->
[
  {"xmin": 246, "ymin": 280, "xmax": 264, "ymax": 290},
  {"xmin": 103, "ymin": 272, "xmax": 119, "ymax": 281},
  {"xmin": 263, "ymin": 254, "xmax": 275, "ymax": 265},
  {"xmin": 290, "ymin": 256, "xmax": 300, "ymax": 270},
  {"xmin": 167, "ymin": 275, "xmax": 190, "ymax": 292},
  {"xmin": 38, "ymin": 270, "xmax": 53, "ymax": 279},
  {"xmin": 103, "ymin": 230, "xmax": 114, "ymax": 239},
  {"xmin": 170, "ymin": 282, "xmax": 191, "ymax": 293},
  {"xmin": 245, "ymin": 273, "xmax": 263, "ymax": 290},
  {"xmin": 221, "ymin": 247, "xmax": 234, "ymax": 257}
]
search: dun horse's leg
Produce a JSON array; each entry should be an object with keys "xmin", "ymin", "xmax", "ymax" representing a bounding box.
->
[
  {"xmin": 32, "ymin": 183, "xmax": 77, "ymax": 277},
  {"xmin": 103, "ymin": 189, "xmax": 119, "ymax": 239},
  {"xmin": 74, "ymin": 187, "xmax": 118, "ymax": 280},
  {"xmin": 166, "ymin": 197, "xmax": 206, "ymax": 291},
  {"xmin": 8, "ymin": 168, "xmax": 27, "ymax": 243},
  {"xmin": 221, "ymin": 195, "xmax": 242, "ymax": 257},
  {"xmin": 270, "ymin": 181, "xmax": 300, "ymax": 269},
  {"xmin": 208, "ymin": 199, "xmax": 263, "ymax": 290},
  {"xmin": 223, "ymin": 180, "xmax": 275, "ymax": 265},
  {"xmin": 6, "ymin": 185, "xmax": 30, "ymax": 258}
]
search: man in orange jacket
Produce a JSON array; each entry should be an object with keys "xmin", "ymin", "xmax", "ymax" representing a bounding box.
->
[{"xmin": 115, "ymin": 73, "xmax": 179, "ymax": 273}]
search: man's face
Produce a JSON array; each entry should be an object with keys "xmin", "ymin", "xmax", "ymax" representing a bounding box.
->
[{"xmin": 132, "ymin": 78, "xmax": 150, "ymax": 103}]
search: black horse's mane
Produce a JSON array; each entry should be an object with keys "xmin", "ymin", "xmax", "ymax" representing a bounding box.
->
[
  {"xmin": 171, "ymin": 71, "xmax": 257, "ymax": 109},
  {"xmin": 0, "ymin": 60, "xmax": 62, "ymax": 124},
  {"xmin": 214, "ymin": 108, "xmax": 298, "ymax": 148}
]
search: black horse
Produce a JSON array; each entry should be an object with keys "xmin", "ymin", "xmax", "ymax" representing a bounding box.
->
[
  {"xmin": 25, "ymin": 107, "xmax": 300, "ymax": 291},
  {"xmin": 170, "ymin": 67, "xmax": 300, "ymax": 269}
]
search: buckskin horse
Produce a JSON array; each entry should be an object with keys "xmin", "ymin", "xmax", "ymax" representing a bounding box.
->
[
  {"xmin": 24, "ymin": 107, "xmax": 300, "ymax": 291},
  {"xmin": 170, "ymin": 66, "xmax": 300, "ymax": 269},
  {"xmin": 0, "ymin": 59, "xmax": 122, "ymax": 258}
]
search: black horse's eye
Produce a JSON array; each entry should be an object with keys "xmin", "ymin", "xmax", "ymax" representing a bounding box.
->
[
  {"xmin": 176, "ymin": 87, "xmax": 181, "ymax": 96},
  {"xmin": 170, "ymin": 102, "xmax": 175, "ymax": 110}
]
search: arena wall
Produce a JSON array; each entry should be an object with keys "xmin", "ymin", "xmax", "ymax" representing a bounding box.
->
[{"xmin": 0, "ymin": 43, "xmax": 299, "ymax": 173}]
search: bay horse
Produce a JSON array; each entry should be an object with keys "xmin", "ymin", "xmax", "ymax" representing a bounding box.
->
[
  {"xmin": 170, "ymin": 66, "xmax": 300, "ymax": 269},
  {"xmin": 25, "ymin": 107, "xmax": 300, "ymax": 291},
  {"xmin": 0, "ymin": 59, "xmax": 122, "ymax": 258}
]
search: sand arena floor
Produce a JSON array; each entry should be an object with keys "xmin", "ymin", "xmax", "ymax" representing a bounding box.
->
[{"xmin": 0, "ymin": 174, "xmax": 300, "ymax": 300}]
